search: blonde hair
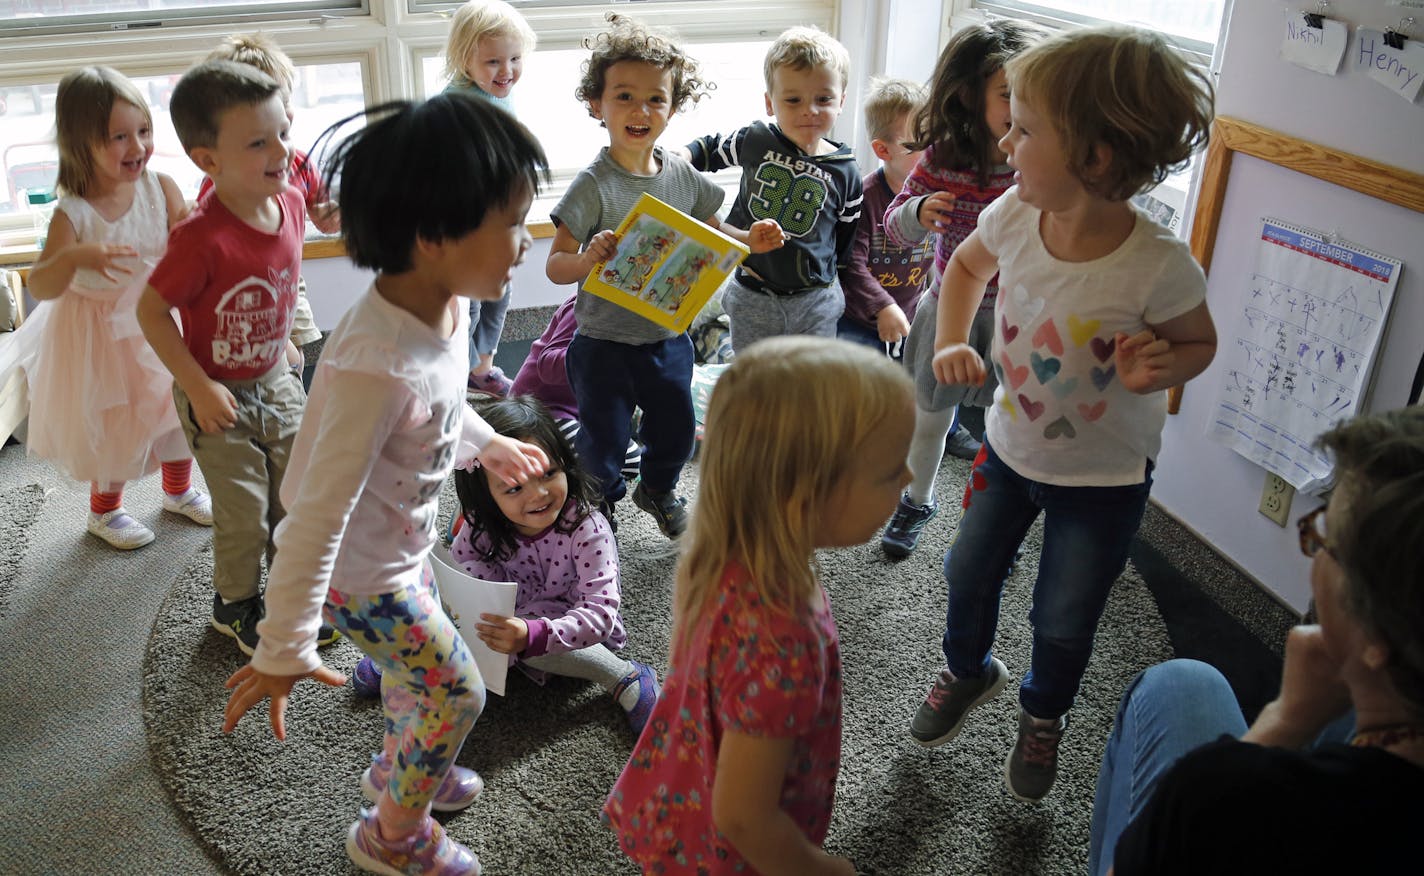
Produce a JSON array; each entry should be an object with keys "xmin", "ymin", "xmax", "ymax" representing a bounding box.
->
[
  {"xmin": 444, "ymin": 0, "xmax": 538, "ymax": 86},
  {"xmin": 864, "ymin": 76, "xmax": 925, "ymax": 143},
  {"xmin": 55, "ymin": 66, "xmax": 152, "ymax": 198},
  {"xmin": 1006, "ymin": 25, "xmax": 1214, "ymax": 202},
  {"xmin": 763, "ymin": 25, "xmax": 850, "ymax": 92},
  {"xmin": 206, "ymin": 32, "xmax": 296, "ymax": 94},
  {"xmin": 671, "ymin": 337, "xmax": 913, "ymax": 652}
]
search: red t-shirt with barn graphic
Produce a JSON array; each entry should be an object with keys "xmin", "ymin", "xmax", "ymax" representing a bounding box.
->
[{"xmin": 149, "ymin": 187, "xmax": 304, "ymax": 380}]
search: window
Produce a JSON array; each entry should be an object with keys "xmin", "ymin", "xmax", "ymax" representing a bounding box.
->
[{"xmin": 0, "ymin": 0, "xmax": 835, "ymax": 249}]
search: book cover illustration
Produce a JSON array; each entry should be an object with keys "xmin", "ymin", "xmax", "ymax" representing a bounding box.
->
[{"xmin": 585, "ymin": 192, "xmax": 750, "ymax": 332}]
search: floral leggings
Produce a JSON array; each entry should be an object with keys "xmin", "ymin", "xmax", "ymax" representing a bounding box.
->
[{"xmin": 324, "ymin": 562, "xmax": 485, "ymax": 809}]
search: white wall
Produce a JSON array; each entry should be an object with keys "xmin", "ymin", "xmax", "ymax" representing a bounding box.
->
[{"xmin": 1157, "ymin": 0, "xmax": 1424, "ymax": 612}]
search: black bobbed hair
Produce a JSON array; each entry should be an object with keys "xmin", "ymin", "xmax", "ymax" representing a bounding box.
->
[{"xmin": 317, "ymin": 93, "xmax": 549, "ymax": 274}]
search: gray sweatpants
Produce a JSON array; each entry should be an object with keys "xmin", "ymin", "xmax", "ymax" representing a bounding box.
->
[{"xmin": 722, "ymin": 274, "xmax": 844, "ymax": 355}]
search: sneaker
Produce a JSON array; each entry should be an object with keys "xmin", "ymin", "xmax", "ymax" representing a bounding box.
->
[
  {"xmin": 346, "ymin": 809, "xmax": 481, "ymax": 876},
  {"xmin": 881, "ymin": 494, "xmax": 937, "ymax": 560},
  {"xmin": 466, "ymin": 366, "xmax": 512, "ymax": 399},
  {"xmin": 87, "ymin": 508, "xmax": 155, "ymax": 550},
  {"xmin": 1004, "ymin": 709, "xmax": 1068, "ymax": 802},
  {"xmin": 944, "ymin": 425, "xmax": 982, "ymax": 461},
  {"xmin": 909, "ymin": 656, "xmax": 1009, "ymax": 748},
  {"xmin": 162, "ymin": 488, "xmax": 214, "ymax": 526},
  {"xmin": 360, "ymin": 752, "xmax": 484, "ymax": 812},
  {"xmin": 352, "ymin": 655, "xmax": 383, "ymax": 699},
  {"xmin": 211, "ymin": 593, "xmax": 264, "ymax": 656},
  {"xmin": 316, "ymin": 621, "xmax": 341, "ymax": 647},
  {"xmin": 613, "ymin": 660, "xmax": 660, "ymax": 737},
  {"xmin": 632, "ymin": 482, "xmax": 687, "ymax": 539}
]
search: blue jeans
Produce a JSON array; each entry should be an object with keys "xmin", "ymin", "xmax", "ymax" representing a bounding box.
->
[
  {"xmin": 468, "ymin": 285, "xmax": 511, "ymax": 360},
  {"xmin": 835, "ymin": 314, "xmax": 904, "ymax": 361},
  {"xmin": 566, "ymin": 331, "xmax": 694, "ymax": 502},
  {"xmin": 1088, "ymin": 660, "xmax": 1245, "ymax": 875},
  {"xmin": 942, "ymin": 440, "xmax": 1152, "ymax": 719}
]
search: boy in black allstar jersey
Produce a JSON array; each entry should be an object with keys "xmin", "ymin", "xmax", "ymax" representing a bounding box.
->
[{"xmin": 684, "ymin": 26, "xmax": 862, "ymax": 354}]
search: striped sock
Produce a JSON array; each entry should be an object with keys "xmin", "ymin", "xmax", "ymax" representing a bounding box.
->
[
  {"xmin": 161, "ymin": 459, "xmax": 192, "ymax": 497},
  {"xmin": 91, "ymin": 486, "xmax": 123, "ymax": 515}
]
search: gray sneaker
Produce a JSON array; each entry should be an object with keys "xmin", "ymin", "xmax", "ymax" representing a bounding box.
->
[
  {"xmin": 910, "ymin": 656, "xmax": 1009, "ymax": 747},
  {"xmin": 1004, "ymin": 709, "xmax": 1068, "ymax": 802},
  {"xmin": 944, "ymin": 425, "xmax": 982, "ymax": 461}
]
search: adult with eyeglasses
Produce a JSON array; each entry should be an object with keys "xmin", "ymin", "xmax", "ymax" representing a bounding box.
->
[{"xmin": 1087, "ymin": 405, "xmax": 1424, "ymax": 876}]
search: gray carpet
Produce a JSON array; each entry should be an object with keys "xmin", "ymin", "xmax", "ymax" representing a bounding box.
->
[{"xmin": 143, "ymin": 457, "xmax": 1172, "ymax": 876}]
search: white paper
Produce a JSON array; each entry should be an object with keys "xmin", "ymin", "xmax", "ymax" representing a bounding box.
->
[
  {"xmin": 428, "ymin": 545, "xmax": 518, "ymax": 696},
  {"xmin": 1355, "ymin": 28, "xmax": 1424, "ymax": 102},
  {"xmin": 1280, "ymin": 12, "xmax": 1348, "ymax": 75},
  {"xmin": 1206, "ymin": 219, "xmax": 1402, "ymax": 493}
]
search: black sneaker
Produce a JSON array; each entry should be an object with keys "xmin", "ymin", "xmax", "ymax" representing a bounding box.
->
[
  {"xmin": 212, "ymin": 593, "xmax": 264, "ymax": 656},
  {"xmin": 1005, "ymin": 709, "xmax": 1068, "ymax": 802},
  {"xmin": 316, "ymin": 622, "xmax": 341, "ymax": 647},
  {"xmin": 632, "ymin": 483, "xmax": 688, "ymax": 539},
  {"xmin": 909, "ymin": 656, "xmax": 1009, "ymax": 747},
  {"xmin": 944, "ymin": 425, "xmax": 982, "ymax": 461},
  {"xmin": 881, "ymin": 494, "xmax": 937, "ymax": 559}
]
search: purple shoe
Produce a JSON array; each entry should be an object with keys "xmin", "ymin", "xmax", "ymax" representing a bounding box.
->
[
  {"xmin": 614, "ymin": 660, "xmax": 660, "ymax": 737},
  {"xmin": 346, "ymin": 808, "xmax": 481, "ymax": 876},
  {"xmin": 360, "ymin": 752, "xmax": 484, "ymax": 812},
  {"xmin": 466, "ymin": 367, "xmax": 512, "ymax": 398},
  {"xmin": 352, "ymin": 656, "xmax": 383, "ymax": 699}
]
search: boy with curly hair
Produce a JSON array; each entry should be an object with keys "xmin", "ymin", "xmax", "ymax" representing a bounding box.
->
[{"xmin": 545, "ymin": 14, "xmax": 781, "ymax": 539}]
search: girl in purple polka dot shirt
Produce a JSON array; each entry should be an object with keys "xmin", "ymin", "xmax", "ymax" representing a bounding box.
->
[{"xmin": 456, "ymin": 395, "xmax": 658, "ymax": 734}]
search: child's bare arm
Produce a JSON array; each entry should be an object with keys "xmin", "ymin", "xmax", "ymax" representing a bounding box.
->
[
  {"xmin": 27, "ymin": 211, "xmax": 138, "ymax": 300},
  {"xmin": 157, "ymin": 173, "xmax": 190, "ymax": 229},
  {"xmin": 931, "ymin": 230, "xmax": 997, "ymax": 387},
  {"xmin": 546, "ymin": 224, "xmax": 618, "ymax": 285},
  {"xmin": 136, "ymin": 285, "xmax": 238, "ymax": 433},
  {"xmin": 705, "ymin": 215, "xmax": 785, "ymax": 255},
  {"xmin": 1115, "ymin": 302, "xmax": 1217, "ymax": 395},
  {"xmin": 712, "ymin": 732, "xmax": 856, "ymax": 876}
]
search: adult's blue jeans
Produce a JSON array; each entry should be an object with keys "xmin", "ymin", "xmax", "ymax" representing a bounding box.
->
[
  {"xmin": 566, "ymin": 331, "xmax": 693, "ymax": 503},
  {"xmin": 942, "ymin": 440, "xmax": 1152, "ymax": 719},
  {"xmin": 1088, "ymin": 660, "xmax": 1246, "ymax": 875}
]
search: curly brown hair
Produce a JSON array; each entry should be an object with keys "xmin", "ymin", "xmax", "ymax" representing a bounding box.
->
[{"xmin": 575, "ymin": 13, "xmax": 712, "ymax": 118}]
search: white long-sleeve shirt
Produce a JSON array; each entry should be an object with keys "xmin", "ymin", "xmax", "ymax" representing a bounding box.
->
[{"xmin": 252, "ymin": 285, "xmax": 494, "ymax": 676}]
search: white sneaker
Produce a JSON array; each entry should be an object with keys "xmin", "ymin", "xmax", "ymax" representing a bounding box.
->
[
  {"xmin": 87, "ymin": 509, "xmax": 155, "ymax": 550},
  {"xmin": 162, "ymin": 488, "xmax": 214, "ymax": 526}
]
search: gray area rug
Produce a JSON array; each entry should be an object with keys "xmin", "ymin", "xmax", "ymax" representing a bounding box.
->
[
  {"xmin": 144, "ymin": 457, "xmax": 1172, "ymax": 875},
  {"xmin": 0, "ymin": 482, "xmax": 44, "ymax": 620}
]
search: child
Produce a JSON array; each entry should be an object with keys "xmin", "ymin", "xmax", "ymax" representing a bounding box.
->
[
  {"xmin": 546, "ymin": 14, "xmax": 781, "ymax": 539},
  {"xmin": 220, "ymin": 92, "xmax": 552, "ymax": 876},
  {"xmin": 454, "ymin": 396, "xmax": 658, "ymax": 733},
  {"xmin": 444, "ymin": 0, "xmax": 539, "ymax": 396},
  {"xmin": 204, "ymin": 32, "xmax": 342, "ymax": 381},
  {"xmin": 506, "ymin": 295, "xmax": 642, "ymax": 488},
  {"xmin": 683, "ymin": 25, "xmax": 861, "ymax": 354},
  {"xmin": 136, "ymin": 60, "xmax": 318, "ymax": 655},
  {"xmin": 2, "ymin": 66, "xmax": 209, "ymax": 550},
  {"xmin": 909, "ymin": 25, "xmax": 1216, "ymax": 803},
  {"xmin": 603, "ymin": 336, "xmax": 913, "ymax": 876},
  {"xmin": 880, "ymin": 20, "xmax": 1044, "ymax": 559},
  {"xmin": 836, "ymin": 76, "xmax": 934, "ymax": 360}
]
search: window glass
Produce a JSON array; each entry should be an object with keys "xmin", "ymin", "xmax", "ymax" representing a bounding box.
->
[
  {"xmin": 975, "ymin": 1, "xmax": 1225, "ymax": 48},
  {"xmin": 0, "ymin": 0, "xmax": 361, "ymax": 34}
]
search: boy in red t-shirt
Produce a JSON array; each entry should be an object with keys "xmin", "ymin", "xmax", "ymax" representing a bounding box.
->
[{"xmin": 137, "ymin": 59, "xmax": 329, "ymax": 656}]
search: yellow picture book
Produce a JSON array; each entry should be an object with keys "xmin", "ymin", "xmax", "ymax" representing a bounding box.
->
[{"xmin": 584, "ymin": 192, "xmax": 750, "ymax": 333}]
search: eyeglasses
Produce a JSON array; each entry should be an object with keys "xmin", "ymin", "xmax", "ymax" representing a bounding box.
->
[{"xmin": 1296, "ymin": 506, "xmax": 1336, "ymax": 559}]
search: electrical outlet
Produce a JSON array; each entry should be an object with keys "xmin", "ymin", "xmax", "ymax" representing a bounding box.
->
[{"xmin": 1258, "ymin": 472, "xmax": 1295, "ymax": 527}]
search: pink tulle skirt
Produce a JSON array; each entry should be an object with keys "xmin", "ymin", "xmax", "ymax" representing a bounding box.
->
[{"xmin": 17, "ymin": 286, "xmax": 187, "ymax": 487}]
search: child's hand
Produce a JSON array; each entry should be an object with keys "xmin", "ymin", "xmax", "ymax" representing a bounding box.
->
[
  {"xmin": 932, "ymin": 343, "xmax": 986, "ymax": 387},
  {"xmin": 917, "ymin": 192, "xmax": 957, "ymax": 233},
  {"xmin": 1115, "ymin": 329, "xmax": 1174, "ymax": 394},
  {"xmin": 477, "ymin": 434, "xmax": 550, "ymax": 487},
  {"xmin": 475, "ymin": 613, "xmax": 529, "ymax": 654},
  {"xmin": 583, "ymin": 230, "xmax": 620, "ymax": 270},
  {"xmin": 73, "ymin": 243, "xmax": 139, "ymax": 282},
  {"xmin": 746, "ymin": 220, "xmax": 786, "ymax": 254},
  {"xmin": 875, "ymin": 303, "xmax": 911, "ymax": 343},
  {"xmin": 190, "ymin": 378, "xmax": 240, "ymax": 433},
  {"xmin": 284, "ymin": 339, "xmax": 303, "ymax": 370},
  {"xmin": 222, "ymin": 661, "xmax": 347, "ymax": 741}
]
